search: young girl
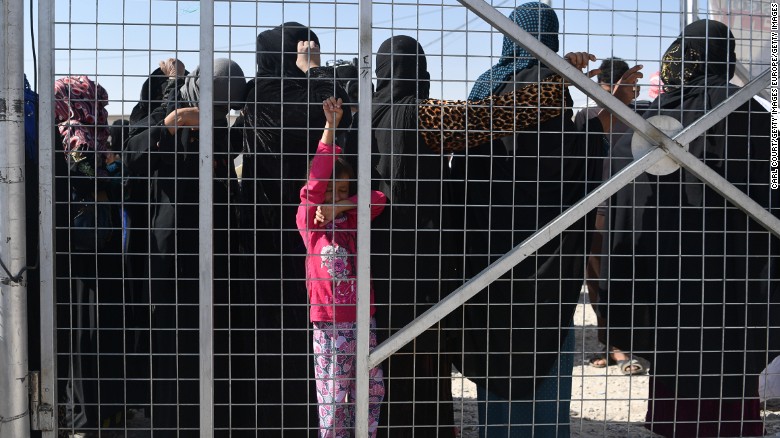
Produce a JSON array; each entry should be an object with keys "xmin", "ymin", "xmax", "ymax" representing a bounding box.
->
[{"xmin": 296, "ymin": 96, "xmax": 386, "ymax": 437}]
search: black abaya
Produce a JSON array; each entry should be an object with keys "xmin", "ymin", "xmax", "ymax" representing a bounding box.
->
[
  {"xmin": 371, "ymin": 35, "xmax": 567, "ymax": 436},
  {"xmin": 601, "ymin": 19, "xmax": 780, "ymax": 437},
  {"xmin": 238, "ymin": 22, "xmax": 352, "ymax": 435},
  {"xmin": 124, "ymin": 94, "xmax": 242, "ymax": 437},
  {"xmin": 451, "ymin": 65, "xmax": 606, "ymax": 401}
]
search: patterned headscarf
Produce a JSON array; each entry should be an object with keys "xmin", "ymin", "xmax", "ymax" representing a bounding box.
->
[
  {"xmin": 468, "ymin": 2, "xmax": 559, "ymax": 100},
  {"xmin": 54, "ymin": 76, "xmax": 109, "ymax": 163},
  {"xmin": 660, "ymin": 19, "xmax": 735, "ymax": 92}
]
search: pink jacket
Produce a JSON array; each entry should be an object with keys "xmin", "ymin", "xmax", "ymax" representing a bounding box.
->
[{"xmin": 296, "ymin": 141, "xmax": 387, "ymax": 323}]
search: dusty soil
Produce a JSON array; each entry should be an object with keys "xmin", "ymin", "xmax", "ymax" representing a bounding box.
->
[
  {"xmin": 451, "ymin": 291, "xmax": 780, "ymax": 437},
  {"xmin": 84, "ymin": 292, "xmax": 780, "ymax": 437}
]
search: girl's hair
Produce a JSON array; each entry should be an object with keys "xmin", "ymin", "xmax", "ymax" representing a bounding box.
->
[
  {"xmin": 306, "ymin": 156, "xmax": 357, "ymax": 195},
  {"xmin": 334, "ymin": 157, "xmax": 357, "ymax": 195}
]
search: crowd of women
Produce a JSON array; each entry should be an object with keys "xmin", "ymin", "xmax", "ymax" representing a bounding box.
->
[{"xmin": 49, "ymin": 2, "xmax": 777, "ymax": 437}]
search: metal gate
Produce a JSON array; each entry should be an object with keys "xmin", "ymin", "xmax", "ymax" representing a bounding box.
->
[{"xmin": 0, "ymin": 0, "xmax": 773, "ymax": 436}]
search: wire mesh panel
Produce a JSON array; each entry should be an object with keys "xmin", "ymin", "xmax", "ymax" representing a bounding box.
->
[
  {"xmin": 50, "ymin": 1, "xmax": 208, "ymax": 436},
  {"xmin": 32, "ymin": 0, "xmax": 777, "ymax": 437}
]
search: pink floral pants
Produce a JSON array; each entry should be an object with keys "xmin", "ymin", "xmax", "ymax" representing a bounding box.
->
[{"xmin": 312, "ymin": 319, "xmax": 384, "ymax": 437}]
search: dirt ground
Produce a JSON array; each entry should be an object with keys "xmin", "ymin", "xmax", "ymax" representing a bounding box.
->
[
  {"xmin": 107, "ymin": 292, "xmax": 780, "ymax": 437},
  {"xmin": 451, "ymin": 291, "xmax": 780, "ymax": 437}
]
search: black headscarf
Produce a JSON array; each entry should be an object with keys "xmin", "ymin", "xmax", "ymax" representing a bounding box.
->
[
  {"xmin": 256, "ymin": 21, "xmax": 319, "ymax": 78},
  {"xmin": 127, "ymin": 68, "xmax": 187, "ymax": 139},
  {"xmin": 372, "ymin": 35, "xmax": 432, "ymax": 209},
  {"xmin": 370, "ymin": 35, "xmax": 459, "ymax": 434},
  {"xmin": 243, "ymin": 22, "xmax": 350, "ymax": 209},
  {"xmin": 248, "ymin": 23, "xmax": 336, "ymax": 143},
  {"xmin": 660, "ymin": 18, "xmax": 735, "ymax": 93},
  {"xmin": 603, "ymin": 19, "xmax": 778, "ymax": 402},
  {"xmin": 374, "ymin": 35, "xmax": 430, "ymax": 103},
  {"xmin": 129, "ymin": 67, "xmax": 169, "ymax": 124}
]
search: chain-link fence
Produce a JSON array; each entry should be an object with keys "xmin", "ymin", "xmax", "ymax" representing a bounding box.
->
[{"xmin": 1, "ymin": 0, "xmax": 775, "ymax": 437}]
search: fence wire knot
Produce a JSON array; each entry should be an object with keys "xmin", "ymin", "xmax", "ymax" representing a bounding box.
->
[
  {"xmin": 0, "ymin": 409, "xmax": 30, "ymax": 430},
  {"xmin": 0, "ymin": 256, "xmax": 29, "ymax": 285}
]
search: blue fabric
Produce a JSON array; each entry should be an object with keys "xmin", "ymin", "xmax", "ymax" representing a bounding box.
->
[
  {"xmin": 24, "ymin": 75, "xmax": 38, "ymax": 161},
  {"xmin": 121, "ymin": 207, "xmax": 129, "ymax": 253},
  {"xmin": 468, "ymin": 2, "xmax": 559, "ymax": 101},
  {"xmin": 476, "ymin": 327, "xmax": 574, "ymax": 438}
]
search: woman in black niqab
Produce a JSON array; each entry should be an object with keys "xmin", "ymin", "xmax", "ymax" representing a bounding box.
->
[
  {"xmin": 450, "ymin": 3, "xmax": 631, "ymax": 435},
  {"xmin": 371, "ymin": 34, "xmax": 568, "ymax": 436},
  {"xmin": 123, "ymin": 59, "xmax": 246, "ymax": 435},
  {"xmin": 372, "ymin": 36, "xmax": 431, "ymax": 209},
  {"xmin": 371, "ymin": 36, "xmax": 454, "ymax": 436},
  {"xmin": 602, "ymin": 19, "xmax": 779, "ymax": 437},
  {"xmin": 238, "ymin": 22, "xmax": 353, "ymax": 434}
]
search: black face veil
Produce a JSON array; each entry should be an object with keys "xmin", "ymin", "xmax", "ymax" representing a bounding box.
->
[
  {"xmin": 256, "ymin": 22, "xmax": 320, "ymax": 79},
  {"xmin": 374, "ymin": 35, "xmax": 430, "ymax": 104},
  {"xmin": 660, "ymin": 19, "xmax": 736, "ymax": 92}
]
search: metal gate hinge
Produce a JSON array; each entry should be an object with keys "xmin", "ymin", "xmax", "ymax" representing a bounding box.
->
[{"xmin": 29, "ymin": 371, "xmax": 54, "ymax": 431}]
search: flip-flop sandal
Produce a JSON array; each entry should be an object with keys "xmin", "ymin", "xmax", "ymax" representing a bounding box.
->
[
  {"xmin": 588, "ymin": 354, "xmax": 617, "ymax": 368},
  {"xmin": 618, "ymin": 359, "xmax": 647, "ymax": 375}
]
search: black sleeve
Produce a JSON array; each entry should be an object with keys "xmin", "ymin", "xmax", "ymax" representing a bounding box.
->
[
  {"xmin": 510, "ymin": 107, "xmax": 606, "ymax": 201},
  {"xmin": 573, "ymin": 107, "xmax": 604, "ymax": 132},
  {"xmin": 123, "ymin": 123, "xmax": 170, "ymax": 176},
  {"xmin": 582, "ymin": 114, "xmax": 609, "ymax": 190}
]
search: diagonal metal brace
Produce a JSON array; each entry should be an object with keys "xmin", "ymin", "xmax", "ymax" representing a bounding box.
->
[
  {"xmin": 368, "ymin": 147, "xmax": 667, "ymax": 368},
  {"xmin": 369, "ymin": 1, "xmax": 777, "ymax": 367},
  {"xmin": 663, "ymin": 71, "xmax": 780, "ymax": 239}
]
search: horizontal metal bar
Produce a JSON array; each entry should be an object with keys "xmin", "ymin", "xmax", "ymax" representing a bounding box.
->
[{"xmin": 368, "ymin": 147, "xmax": 668, "ymax": 368}]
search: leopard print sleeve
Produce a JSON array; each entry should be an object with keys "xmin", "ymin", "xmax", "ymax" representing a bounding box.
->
[{"xmin": 418, "ymin": 74, "xmax": 565, "ymax": 153}]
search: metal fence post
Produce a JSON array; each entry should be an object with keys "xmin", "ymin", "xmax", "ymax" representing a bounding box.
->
[
  {"xmin": 0, "ymin": 0, "xmax": 31, "ymax": 437},
  {"xmin": 199, "ymin": 2, "xmax": 215, "ymax": 437},
  {"xmin": 37, "ymin": 0, "xmax": 57, "ymax": 435},
  {"xmin": 354, "ymin": 0, "xmax": 374, "ymax": 434},
  {"xmin": 683, "ymin": 0, "xmax": 699, "ymax": 27}
]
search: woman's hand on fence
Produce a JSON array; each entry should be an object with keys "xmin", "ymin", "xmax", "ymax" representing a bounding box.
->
[
  {"xmin": 297, "ymin": 40, "xmax": 321, "ymax": 73},
  {"xmin": 564, "ymin": 52, "xmax": 599, "ymax": 78}
]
